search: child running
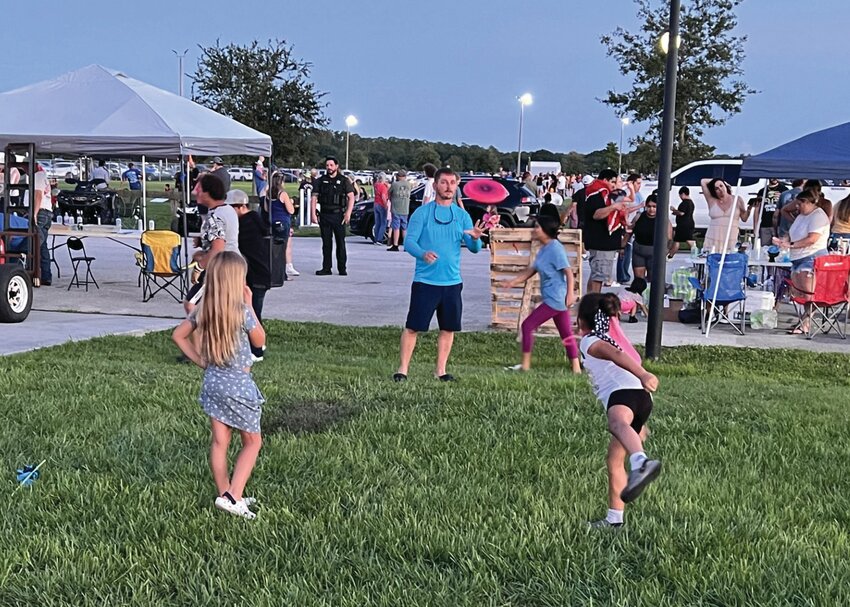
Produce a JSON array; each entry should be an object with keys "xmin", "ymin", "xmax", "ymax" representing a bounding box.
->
[
  {"xmin": 501, "ymin": 216, "xmax": 581, "ymax": 374},
  {"xmin": 577, "ymin": 292, "xmax": 662, "ymax": 528},
  {"xmin": 173, "ymin": 251, "xmax": 266, "ymax": 520}
]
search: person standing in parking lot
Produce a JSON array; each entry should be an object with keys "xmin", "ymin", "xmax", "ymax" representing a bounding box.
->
[
  {"xmin": 583, "ymin": 169, "xmax": 625, "ymax": 293},
  {"xmin": 373, "ymin": 173, "xmax": 390, "ymax": 245},
  {"xmin": 387, "ymin": 170, "xmax": 412, "ymax": 252},
  {"xmin": 310, "ymin": 156, "xmax": 355, "ymax": 275}
]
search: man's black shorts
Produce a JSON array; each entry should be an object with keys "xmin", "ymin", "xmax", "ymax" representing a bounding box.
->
[
  {"xmin": 185, "ymin": 270, "xmax": 206, "ymax": 305},
  {"xmin": 405, "ymin": 281, "xmax": 463, "ymax": 332},
  {"xmin": 607, "ymin": 388, "xmax": 653, "ymax": 432}
]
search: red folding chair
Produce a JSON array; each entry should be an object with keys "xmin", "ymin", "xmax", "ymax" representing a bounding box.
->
[{"xmin": 785, "ymin": 255, "xmax": 850, "ymax": 339}]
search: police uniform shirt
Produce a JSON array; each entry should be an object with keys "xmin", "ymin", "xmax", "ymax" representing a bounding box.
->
[{"xmin": 315, "ymin": 173, "xmax": 355, "ymax": 214}]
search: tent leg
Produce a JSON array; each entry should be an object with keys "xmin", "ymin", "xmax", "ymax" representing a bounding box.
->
[{"xmin": 141, "ymin": 154, "xmax": 147, "ymax": 231}]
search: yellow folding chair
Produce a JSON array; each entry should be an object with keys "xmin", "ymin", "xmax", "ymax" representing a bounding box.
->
[{"xmin": 137, "ymin": 230, "xmax": 188, "ymax": 303}]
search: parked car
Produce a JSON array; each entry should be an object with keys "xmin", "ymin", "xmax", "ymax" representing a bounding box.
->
[
  {"xmin": 227, "ymin": 167, "xmax": 253, "ymax": 181},
  {"xmin": 350, "ymin": 176, "xmax": 539, "ymax": 240},
  {"xmin": 56, "ymin": 180, "xmax": 119, "ymax": 224},
  {"xmin": 46, "ymin": 160, "xmax": 80, "ymax": 180},
  {"xmin": 105, "ymin": 162, "xmax": 122, "ymax": 180}
]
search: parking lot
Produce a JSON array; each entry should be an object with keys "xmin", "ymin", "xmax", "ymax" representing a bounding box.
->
[{"xmin": 4, "ymin": 233, "xmax": 847, "ymax": 356}]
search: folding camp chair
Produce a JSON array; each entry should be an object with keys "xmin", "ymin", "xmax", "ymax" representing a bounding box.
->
[
  {"xmin": 687, "ymin": 253, "xmax": 748, "ymax": 335},
  {"xmin": 136, "ymin": 230, "xmax": 187, "ymax": 303},
  {"xmin": 784, "ymin": 254, "xmax": 850, "ymax": 339},
  {"xmin": 66, "ymin": 237, "xmax": 99, "ymax": 291}
]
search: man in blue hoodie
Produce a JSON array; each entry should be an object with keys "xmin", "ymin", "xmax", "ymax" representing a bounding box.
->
[{"xmin": 393, "ymin": 168, "xmax": 485, "ymax": 382}]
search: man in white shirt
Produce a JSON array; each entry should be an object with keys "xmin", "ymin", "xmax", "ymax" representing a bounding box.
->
[{"xmin": 91, "ymin": 160, "xmax": 110, "ymax": 188}]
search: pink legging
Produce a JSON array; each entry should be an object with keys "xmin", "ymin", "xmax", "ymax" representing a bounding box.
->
[{"xmin": 521, "ymin": 303, "xmax": 579, "ymax": 359}]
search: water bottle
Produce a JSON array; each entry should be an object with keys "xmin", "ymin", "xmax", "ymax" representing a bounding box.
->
[
  {"xmin": 148, "ymin": 220, "xmax": 155, "ymax": 231},
  {"xmin": 137, "ymin": 218, "xmax": 144, "ymax": 232},
  {"xmin": 690, "ymin": 244, "xmax": 699, "ymax": 260},
  {"xmin": 63, "ymin": 213, "xmax": 70, "ymax": 226},
  {"xmin": 115, "ymin": 217, "xmax": 122, "ymax": 231}
]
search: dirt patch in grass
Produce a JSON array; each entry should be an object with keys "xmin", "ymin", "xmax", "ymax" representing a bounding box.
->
[{"xmin": 264, "ymin": 401, "xmax": 359, "ymax": 435}]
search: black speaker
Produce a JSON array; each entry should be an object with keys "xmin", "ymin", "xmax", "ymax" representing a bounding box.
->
[{"xmin": 270, "ymin": 239, "xmax": 286, "ymax": 288}]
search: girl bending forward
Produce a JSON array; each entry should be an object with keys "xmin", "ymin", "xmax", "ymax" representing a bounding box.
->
[{"xmin": 578, "ymin": 292, "xmax": 662, "ymax": 528}]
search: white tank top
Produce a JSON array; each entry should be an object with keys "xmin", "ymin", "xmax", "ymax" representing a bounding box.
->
[{"xmin": 579, "ymin": 334, "xmax": 644, "ymax": 408}]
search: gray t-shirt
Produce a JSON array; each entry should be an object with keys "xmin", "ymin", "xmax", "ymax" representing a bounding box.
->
[
  {"xmin": 211, "ymin": 166, "xmax": 232, "ymax": 192},
  {"xmin": 389, "ymin": 180, "xmax": 412, "ymax": 215}
]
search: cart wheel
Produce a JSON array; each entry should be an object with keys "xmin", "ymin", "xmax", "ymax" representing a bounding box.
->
[{"xmin": 0, "ymin": 265, "xmax": 33, "ymax": 323}]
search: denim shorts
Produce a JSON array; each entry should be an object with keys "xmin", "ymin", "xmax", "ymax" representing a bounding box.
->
[
  {"xmin": 391, "ymin": 214, "xmax": 408, "ymax": 230},
  {"xmin": 790, "ymin": 248, "xmax": 828, "ymax": 274}
]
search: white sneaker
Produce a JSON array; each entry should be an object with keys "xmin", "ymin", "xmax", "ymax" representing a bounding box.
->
[
  {"xmin": 215, "ymin": 495, "xmax": 257, "ymax": 520},
  {"xmin": 251, "ymin": 354, "xmax": 264, "ymax": 363},
  {"xmin": 504, "ymin": 364, "xmax": 526, "ymax": 372},
  {"xmin": 286, "ymin": 264, "xmax": 300, "ymax": 277}
]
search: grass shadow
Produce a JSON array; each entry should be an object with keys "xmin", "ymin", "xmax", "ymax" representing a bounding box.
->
[{"xmin": 263, "ymin": 400, "xmax": 360, "ymax": 436}]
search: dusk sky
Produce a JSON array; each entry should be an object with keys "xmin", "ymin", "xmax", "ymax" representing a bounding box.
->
[{"xmin": 5, "ymin": 0, "xmax": 848, "ymax": 160}]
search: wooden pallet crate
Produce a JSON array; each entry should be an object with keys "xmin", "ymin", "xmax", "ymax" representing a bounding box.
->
[{"xmin": 489, "ymin": 228, "xmax": 583, "ymax": 334}]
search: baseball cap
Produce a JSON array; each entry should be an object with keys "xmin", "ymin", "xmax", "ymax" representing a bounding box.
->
[
  {"xmin": 213, "ymin": 156, "xmax": 223, "ymax": 165},
  {"xmin": 582, "ymin": 175, "xmax": 594, "ymax": 185},
  {"xmin": 225, "ymin": 190, "xmax": 249, "ymax": 206}
]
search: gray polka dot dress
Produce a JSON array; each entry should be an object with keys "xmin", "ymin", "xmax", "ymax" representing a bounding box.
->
[{"xmin": 193, "ymin": 306, "xmax": 265, "ymax": 433}]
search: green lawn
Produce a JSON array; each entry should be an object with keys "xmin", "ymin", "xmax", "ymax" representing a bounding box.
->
[{"xmin": 2, "ymin": 323, "xmax": 849, "ymax": 605}]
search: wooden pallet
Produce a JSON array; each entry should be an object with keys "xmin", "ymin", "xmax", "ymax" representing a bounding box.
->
[{"xmin": 489, "ymin": 228, "xmax": 583, "ymax": 335}]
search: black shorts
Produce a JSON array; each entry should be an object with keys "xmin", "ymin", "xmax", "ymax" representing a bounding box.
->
[
  {"xmin": 405, "ymin": 282, "xmax": 463, "ymax": 332},
  {"xmin": 607, "ymin": 389, "xmax": 653, "ymax": 432}
]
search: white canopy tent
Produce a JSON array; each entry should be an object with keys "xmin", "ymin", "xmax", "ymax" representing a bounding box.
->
[{"xmin": 0, "ymin": 64, "xmax": 272, "ymax": 227}]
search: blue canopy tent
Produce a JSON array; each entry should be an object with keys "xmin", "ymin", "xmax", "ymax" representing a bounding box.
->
[{"xmin": 740, "ymin": 121, "xmax": 850, "ymax": 180}]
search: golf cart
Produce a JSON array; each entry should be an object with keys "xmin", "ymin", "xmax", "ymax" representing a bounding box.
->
[{"xmin": 0, "ymin": 143, "xmax": 38, "ymax": 322}]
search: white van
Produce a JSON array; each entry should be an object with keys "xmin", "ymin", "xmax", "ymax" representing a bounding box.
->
[{"xmin": 640, "ymin": 159, "xmax": 849, "ymax": 232}]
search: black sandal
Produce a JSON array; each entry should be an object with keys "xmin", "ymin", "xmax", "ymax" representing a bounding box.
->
[{"xmin": 392, "ymin": 373, "xmax": 407, "ymax": 382}]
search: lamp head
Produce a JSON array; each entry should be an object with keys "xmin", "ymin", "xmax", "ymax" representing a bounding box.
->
[
  {"xmin": 518, "ymin": 93, "xmax": 533, "ymax": 106},
  {"xmin": 345, "ymin": 115, "xmax": 358, "ymax": 128}
]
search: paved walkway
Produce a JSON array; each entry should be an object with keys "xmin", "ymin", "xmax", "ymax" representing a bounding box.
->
[{"xmin": 3, "ymin": 233, "xmax": 847, "ymax": 356}]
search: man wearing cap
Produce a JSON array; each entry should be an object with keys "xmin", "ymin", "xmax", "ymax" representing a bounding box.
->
[
  {"xmin": 310, "ymin": 156, "xmax": 355, "ymax": 275},
  {"xmin": 210, "ymin": 157, "xmax": 231, "ymax": 192},
  {"xmin": 387, "ymin": 170, "xmax": 412, "ymax": 252}
]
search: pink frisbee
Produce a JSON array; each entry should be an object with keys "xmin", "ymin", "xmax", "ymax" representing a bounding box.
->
[{"xmin": 463, "ymin": 179, "xmax": 509, "ymax": 204}]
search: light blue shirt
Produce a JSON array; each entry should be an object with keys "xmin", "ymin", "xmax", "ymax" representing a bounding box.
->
[
  {"xmin": 534, "ymin": 239, "xmax": 570, "ymax": 310},
  {"xmin": 404, "ymin": 203, "xmax": 481, "ymax": 285}
]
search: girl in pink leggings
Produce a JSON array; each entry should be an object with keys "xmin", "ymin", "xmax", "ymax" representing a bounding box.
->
[{"xmin": 500, "ymin": 217, "xmax": 581, "ymax": 374}]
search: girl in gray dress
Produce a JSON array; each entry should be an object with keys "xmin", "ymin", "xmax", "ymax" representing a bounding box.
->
[{"xmin": 173, "ymin": 251, "xmax": 266, "ymax": 520}]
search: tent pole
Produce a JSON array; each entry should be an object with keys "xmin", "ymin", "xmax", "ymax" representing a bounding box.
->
[
  {"xmin": 182, "ymin": 155, "xmax": 190, "ymax": 280},
  {"xmin": 705, "ymin": 177, "xmax": 743, "ymax": 338},
  {"xmin": 141, "ymin": 154, "xmax": 147, "ymax": 230}
]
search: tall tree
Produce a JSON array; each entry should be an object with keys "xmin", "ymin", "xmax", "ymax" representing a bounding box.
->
[
  {"xmin": 601, "ymin": 0, "xmax": 756, "ymax": 167},
  {"xmin": 191, "ymin": 39, "xmax": 329, "ymax": 164}
]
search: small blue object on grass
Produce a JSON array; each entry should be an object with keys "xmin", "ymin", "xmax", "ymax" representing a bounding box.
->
[{"xmin": 15, "ymin": 460, "xmax": 46, "ymax": 490}]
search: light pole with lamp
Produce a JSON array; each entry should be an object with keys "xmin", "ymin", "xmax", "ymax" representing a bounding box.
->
[
  {"xmin": 344, "ymin": 115, "xmax": 358, "ymax": 171},
  {"xmin": 515, "ymin": 93, "xmax": 533, "ymax": 176},
  {"xmin": 171, "ymin": 49, "xmax": 188, "ymax": 97},
  {"xmin": 618, "ymin": 116, "xmax": 630, "ymax": 175}
]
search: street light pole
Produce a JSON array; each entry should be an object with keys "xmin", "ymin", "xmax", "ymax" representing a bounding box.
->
[
  {"xmin": 645, "ymin": 0, "xmax": 681, "ymax": 360},
  {"xmin": 618, "ymin": 117, "xmax": 630, "ymax": 175},
  {"xmin": 171, "ymin": 49, "xmax": 188, "ymax": 97},
  {"xmin": 516, "ymin": 93, "xmax": 533, "ymax": 176},
  {"xmin": 344, "ymin": 115, "xmax": 358, "ymax": 171}
]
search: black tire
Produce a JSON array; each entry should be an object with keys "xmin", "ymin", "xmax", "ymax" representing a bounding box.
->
[{"xmin": 0, "ymin": 265, "xmax": 33, "ymax": 323}]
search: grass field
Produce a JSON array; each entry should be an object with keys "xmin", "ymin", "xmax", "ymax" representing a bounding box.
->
[{"xmin": 2, "ymin": 323, "xmax": 849, "ymax": 605}]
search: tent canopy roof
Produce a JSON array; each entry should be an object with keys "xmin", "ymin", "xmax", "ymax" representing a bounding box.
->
[
  {"xmin": 0, "ymin": 64, "xmax": 271, "ymax": 157},
  {"xmin": 740, "ymin": 121, "xmax": 850, "ymax": 180}
]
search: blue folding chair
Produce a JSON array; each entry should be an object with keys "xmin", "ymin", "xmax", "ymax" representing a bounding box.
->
[{"xmin": 687, "ymin": 253, "xmax": 748, "ymax": 335}]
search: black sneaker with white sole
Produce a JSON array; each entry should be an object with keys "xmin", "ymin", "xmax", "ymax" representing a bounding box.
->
[
  {"xmin": 588, "ymin": 518, "xmax": 624, "ymax": 529},
  {"xmin": 620, "ymin": 459, "xmax": 662, "ymax": 503}
]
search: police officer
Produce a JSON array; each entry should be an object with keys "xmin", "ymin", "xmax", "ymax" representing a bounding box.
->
[{"xmin": 310, "ymin": 156, "xmax": 355, "ymax": 276}]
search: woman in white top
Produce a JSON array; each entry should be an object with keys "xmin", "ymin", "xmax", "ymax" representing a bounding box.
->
[
  {"xmin": 700, "ymin": 178, "xmax": 753, "ymax": 252},
  {"xmin": 578, "ymin": 292, "xmax": 662, "ymax": 529},
  {"xmin": 773, "ymin": 189, "xmax": 831, "ymax": 334}
]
